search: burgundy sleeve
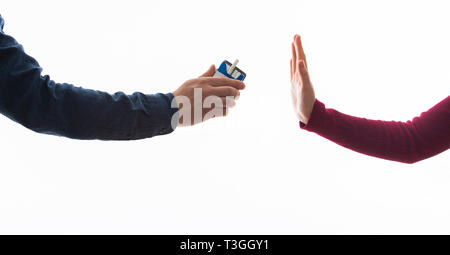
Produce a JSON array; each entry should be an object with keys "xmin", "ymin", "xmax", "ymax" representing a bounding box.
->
[{"xmin": 300, "ymin": 96, "xmax": 450, "ymax": 164}]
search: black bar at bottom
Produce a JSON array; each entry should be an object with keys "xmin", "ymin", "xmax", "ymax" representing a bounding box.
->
[{"xmin": 0, "ymin": 235, "xmax": 448, "ymax": 254}]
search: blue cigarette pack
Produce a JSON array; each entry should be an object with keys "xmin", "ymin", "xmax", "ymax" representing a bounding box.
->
[{"xmin": 213, "ymin": 60, "xmax": 246, "ymax": 81}]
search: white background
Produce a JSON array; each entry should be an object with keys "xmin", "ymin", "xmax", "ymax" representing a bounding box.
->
[{"xmin": 0, "ymin": 0, "xmax": 449, "ymax": 234}]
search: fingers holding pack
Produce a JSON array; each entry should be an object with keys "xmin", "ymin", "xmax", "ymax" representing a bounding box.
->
[{"xmin": 202, "ymin": 77, "xmax": 245, "ymax": 90}]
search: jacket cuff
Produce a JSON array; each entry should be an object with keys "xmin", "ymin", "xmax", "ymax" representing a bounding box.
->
[
  {"xmin": 299, "ymin": 99, "xmax": 327, "ymax": 132},
  {"xmin": 141, "ymin": 92, "xmax": 179, "ymax": 138}
]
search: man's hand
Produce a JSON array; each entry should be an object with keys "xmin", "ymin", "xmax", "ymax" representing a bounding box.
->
[
  {"xmin": 290, "ymin": 34, "xmax": 316, "ymax": 124},
  {"xmin": 172, "ymin": 65, "xmax": 245, "ymax": 126}
]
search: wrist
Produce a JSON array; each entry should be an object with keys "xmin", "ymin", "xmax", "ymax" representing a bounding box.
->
[
  {"xmin": 299, "ymin": 98, "xmax": 315, "ymax": 124},
  {"xmin": 299, "ymin": 116, "xmax": 309, "ymax": 125}
]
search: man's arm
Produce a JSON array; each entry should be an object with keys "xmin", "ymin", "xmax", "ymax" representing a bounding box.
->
[
  {"xmin": 0, "ymin": 16, "xmax": 177, "ymax": 140},
  {"xmin": 0, "ymin": 15, "xmax": 244, "ymax": 140}
]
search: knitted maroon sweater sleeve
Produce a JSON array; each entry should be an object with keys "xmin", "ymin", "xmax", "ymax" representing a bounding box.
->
[{"xmin": 300, "ymin": 96, "xmax": 450, "ymax": 164}]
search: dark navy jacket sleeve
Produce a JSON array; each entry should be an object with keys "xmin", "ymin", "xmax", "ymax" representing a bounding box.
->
[{"xmin": 0, "ymin": 15, "xmax": 178, "ymax": 140}]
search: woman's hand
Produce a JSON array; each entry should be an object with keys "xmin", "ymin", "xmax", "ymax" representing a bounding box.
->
[{"xmin": 290, "ymin": 35, "xmax": 316, "ymax": 124}]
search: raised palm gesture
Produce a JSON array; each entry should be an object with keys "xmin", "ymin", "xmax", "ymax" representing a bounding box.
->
[{"xmin": 290, "ymin": 35, "xmax": 316, "ymax": 124}]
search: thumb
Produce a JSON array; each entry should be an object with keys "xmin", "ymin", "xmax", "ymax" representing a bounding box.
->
[{"xmin": 200, "ymin": 65, "xmax": 216, "ymax": 77}]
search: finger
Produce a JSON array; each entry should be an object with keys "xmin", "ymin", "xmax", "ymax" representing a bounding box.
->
[
  {"xmin": 291, "ymin": 42, "xmax": 297, "ymax": 74},
  {"xmin": 290, "ymin": 59, "xmax": 293, "ymax": 80},
  {"xmin": 199, "ymin": 65, "xmax": 216, "ymax": 77},
  {"xmin": 201, "ymin": 77, "xmax": 245, "ymax": 90},
  {"xmin": 208, "ymin": 86, "xmax": 240, "ymax": 97},
  {"xmin": 297, "ymin": 60, "xmax": 311, "ymax": 86},
  {"xmin": 294, "ymin": 35, "xmax": 308, "ymax": 68}
]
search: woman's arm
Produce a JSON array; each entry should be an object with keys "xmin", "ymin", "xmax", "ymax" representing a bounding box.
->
[
  {"xmin": 300, "ymin": 97, "xmax": 450, "ymax": 164},
  {"xmin": 290, "ymin": 34, "xmax": 450, "ymax": 164}
]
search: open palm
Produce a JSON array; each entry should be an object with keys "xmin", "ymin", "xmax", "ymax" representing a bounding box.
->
[{"xmin": 290, "ymin": 35, "xmax": 316, "ymax": 124}]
